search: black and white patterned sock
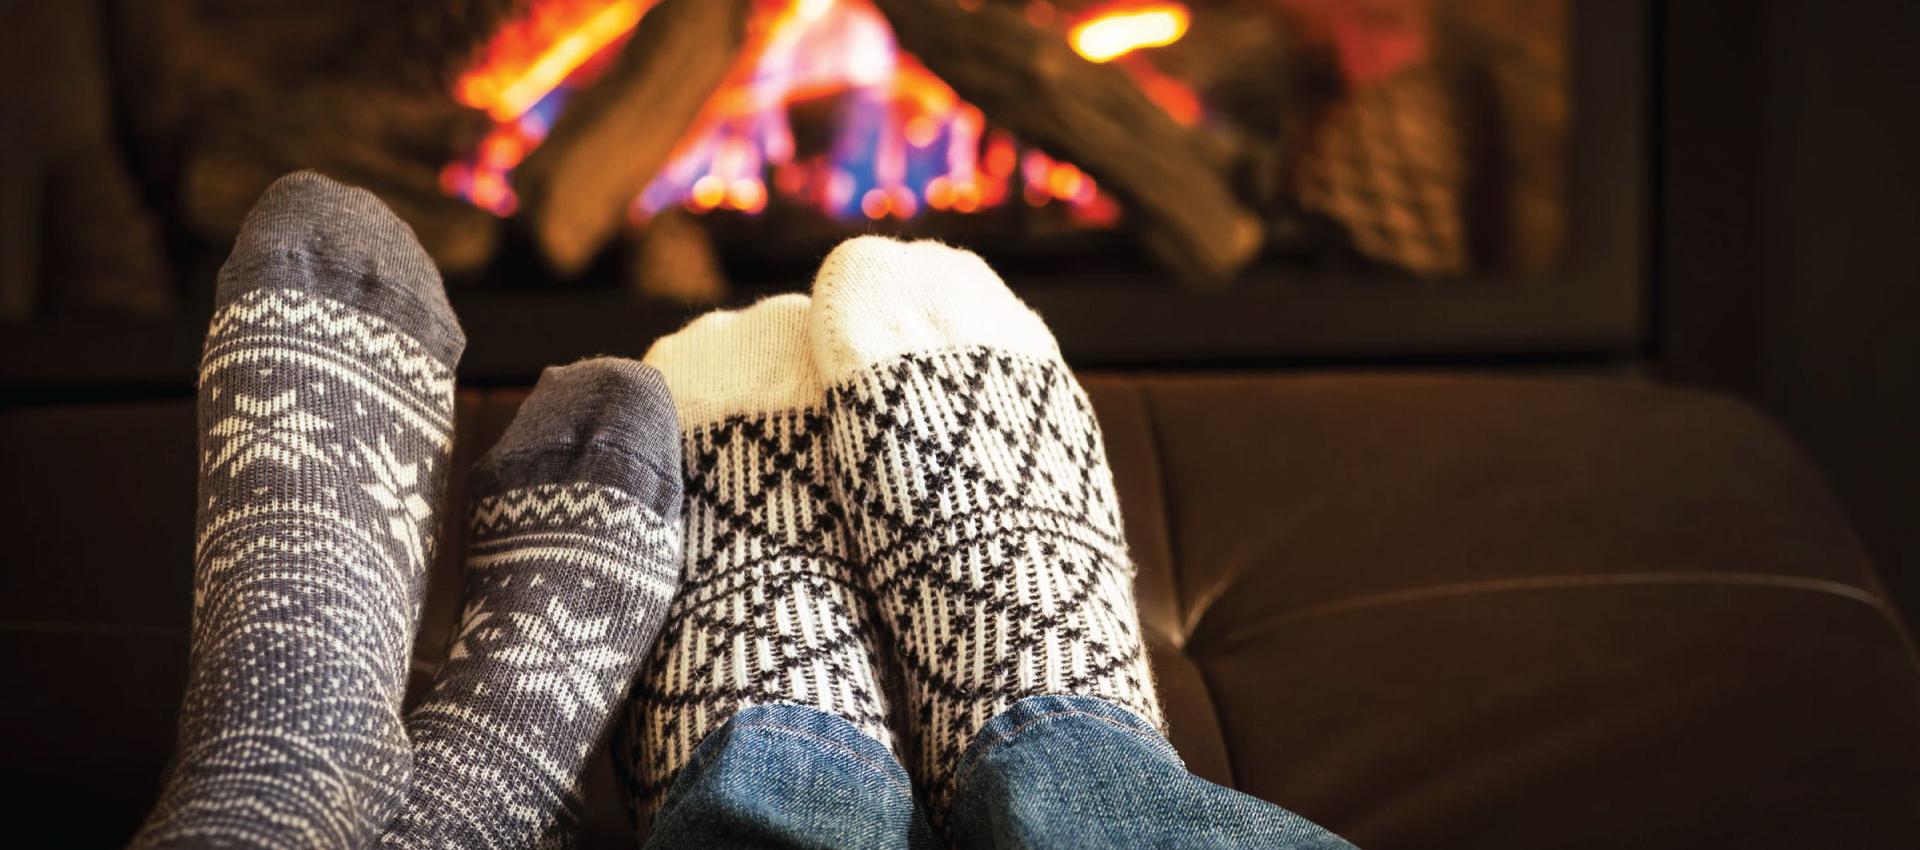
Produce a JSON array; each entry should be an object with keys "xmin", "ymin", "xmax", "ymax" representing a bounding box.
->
[
  {"xmin": 809, "ymin": 237, "xmax": 1164, "ymax": 817},
  {"xmin": 378, "ymin": 358, "xmax": 681, "ymax": 849},
  {"xmin": 614, "ymin": 294, "xmax": 898, "ymax": 824},
  {"xmin": 135, "ymin": 172, "xmax": 464, "ymax": 849}
]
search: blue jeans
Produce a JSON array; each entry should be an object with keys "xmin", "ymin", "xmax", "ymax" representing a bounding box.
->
[{"xmin": 642, "ymin": 695, "xmax": 1357, "ymax": 850}]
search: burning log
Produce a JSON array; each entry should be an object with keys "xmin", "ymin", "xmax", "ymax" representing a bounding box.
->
[
  {"xmin": 179, "ymin": 85, "xmax": 500, "ymax": 275},
  {"xmin": 511, "ymin": 0, "xmax": 752, "ymax": 276},
  {"xmin": 625, "ymin": 208, "xmax": 729, "ymax": 304},
  {"xmin": 872, "ymin": 0, "xmax": 1263, "ymax": 286}
]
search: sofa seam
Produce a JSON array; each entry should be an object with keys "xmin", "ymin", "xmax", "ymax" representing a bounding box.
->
[
  {"xmin": 1134, "ymin": 380, "xmax": 1241, "ymax": 789},
  {"xmin": 1196, "ymin": 571, "xmax": 1907, "ymax": 657}
]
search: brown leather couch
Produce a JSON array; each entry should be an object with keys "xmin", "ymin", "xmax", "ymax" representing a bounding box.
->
[{"xmin": 5, "ymin": 374, "xmax": 1919, "ymax": 848}]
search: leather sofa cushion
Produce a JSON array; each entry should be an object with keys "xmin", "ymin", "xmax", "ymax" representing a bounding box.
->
[{"xmin": 1080, "ymin": 375, "xmax": 1920, "ymax": 848}]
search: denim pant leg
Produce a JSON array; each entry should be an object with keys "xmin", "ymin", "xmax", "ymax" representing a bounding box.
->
[
  {"xmin": 641, "ymin": 703, "xmax": 936, "ymax": 850},
  {"xmin": 948, "ymin": 696, "xmax": 1358, "ymax": 850}
]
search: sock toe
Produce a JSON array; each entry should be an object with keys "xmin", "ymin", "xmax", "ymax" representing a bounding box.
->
[
  {"xmin": 473, "ymin": 357, "xmax": 682, "ymax": 519},
  {"xmin": 217, "ymin": 170, "xmax": 463, "ymax": 365},
  {"xmin": 642, "ymin": 293, "xmax": 820, "ymax": 429},
  {"xmin": 808, "ymin": 235, "xmax": 1058, "ymax": 384}
]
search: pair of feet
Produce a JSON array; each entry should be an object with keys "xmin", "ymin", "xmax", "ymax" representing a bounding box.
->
[
  {"xmin": 135, "ymin": 172, "xmax": 1160, "ymax": 849},
  {"xmin": 137, "ymin": 173, "xmax": 685, "ymax": 849},
  {"xmin": 623, "ymin": 241, "xmax": 1162, "ymax": 827}
]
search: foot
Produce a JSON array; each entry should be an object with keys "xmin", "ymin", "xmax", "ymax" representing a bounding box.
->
[
  {"xmin": 380, "ymin": 358, "xmax": 683, "ymax": 848},
  {"xmin": 617, "ymin": 295, "xmax": 898, "ymax": 825},
  {"xmin": 809, "ymin": 236, "xmax": 1163, "ymax": 819},
  {"xmin": 136, "ymin": 171, "xmax": 463, "ymax": 849}
]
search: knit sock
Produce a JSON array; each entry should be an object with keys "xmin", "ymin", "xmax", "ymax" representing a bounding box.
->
[
  {"xmin": 379, "ymin": 358, "xmax": 683, "ymax": 849},
  {"xmin": 134, "ymin": 171, "xmax": 464, "ymax": 849},
  {"xmin": 615, "ymin": 294, "xmax": 898, "ymax": 825},
  {"xmin": 809, "ymin": 237, "xmax": 1163, "ymax": 817}
]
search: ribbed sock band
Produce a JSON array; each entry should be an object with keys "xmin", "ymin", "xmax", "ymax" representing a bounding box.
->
[
  {"xmin": 809, "ymin": 236, "xmax": 1163, "ymax": 822},
  {"xmin": 135, "ymin": 171, "xmax": 463, "ymax": 849},
  {"xmin": 616, "ymin": 294, "xmax": 898, "ymax": 826},
  {"xmin": 380, "ymin": 358, "xmax": 683, "ymax": 849}
]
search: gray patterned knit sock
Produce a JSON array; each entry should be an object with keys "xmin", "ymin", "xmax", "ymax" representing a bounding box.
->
[
  {"xmin": 134, "ymin": 171, "xmax": 464, "ymax": 849},
  {"xmin": 809, "ymin": 237, "xmax": 1163, "ymax": 819},
  {"xmin": 380, "ymin": 358, "xmax": 683, "ymax": 850},
  {"xmin": 614, "ymin": 295, "xmax": 898, "ymax": 826}
]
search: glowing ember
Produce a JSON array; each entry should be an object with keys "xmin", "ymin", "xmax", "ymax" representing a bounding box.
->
[
  {"xmin": 1068, "ymin": 3, "xmax": 1191, "ymax": 63},
  {"xmin": 445, "ymin": 0, "xmax": 1198, "ymax": 224}
]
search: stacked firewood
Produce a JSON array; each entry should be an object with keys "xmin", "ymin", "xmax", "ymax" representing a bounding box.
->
[{"xmin": 513, "ymin": 0, "xmax": 1275, "ymax": 288}]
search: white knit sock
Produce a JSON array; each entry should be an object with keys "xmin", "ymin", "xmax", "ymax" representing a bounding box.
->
[
  {"xmin": 614, "ymin": 294, "xmax": 898, "ymax": 825},
  {"xmin": 809, "ymin": 236, "xmax": 1163, "ymax": 818}
]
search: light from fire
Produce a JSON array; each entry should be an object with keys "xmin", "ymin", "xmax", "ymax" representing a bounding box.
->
[
  {"xmin": 1068, "ymin": 3, "xmax": 1191, "ymax": 63},
  {"xmin": 442, "ymin": 0, "xmax": 1191, "ymax": 225}
]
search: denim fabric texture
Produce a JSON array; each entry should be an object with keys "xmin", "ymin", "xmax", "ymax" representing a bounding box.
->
[
  {"xmin": 644, "ymin": 703, "xmax": 934, "ymax": 850},
  {"xmin": 641, "ymin": 695, "xmax": 1356, "ymax": 850},
  {"xmin": 949, "ymin": 696, "xmax": 1358, "ymax": 850}
]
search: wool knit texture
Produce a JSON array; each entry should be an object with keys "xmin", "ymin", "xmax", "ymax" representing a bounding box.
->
[
  {"xmin": 615, "ymin": 294, "xmax": 899, "ymax": 825},
  {"xmin": 810, "ymin": 236, "xmax": 1164, "ymax": 819},
  {"xmin": 380, "ymin": 358, "xmax": 683, "ymax": 850},
  {"xmin": 134, "ymin": 171, "xmax": 463, "ymax": 849}
]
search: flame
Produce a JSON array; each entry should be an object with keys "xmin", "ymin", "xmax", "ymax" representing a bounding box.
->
[
  {"xmin": 1069, "ymin": 3, "xmax": 1191, "ymax": 63},
  {"xmin": 445, "ymin": 0, "xmax": 1199, "ymax": 224},
  {"xmin": 456, "ymin": 0, "xmax": 657, "ymax": 121},
  {"xmin": 635, "ymin": 0, "xmax": 1011, "ymax": 222}
]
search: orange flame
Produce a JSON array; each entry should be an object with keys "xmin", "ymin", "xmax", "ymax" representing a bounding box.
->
[
  {"xmin": 1068, "ymin": 3, "xmax": 1191, "ymax": 63},
  {"xmin": 456, "ymin": 0, "xmax": 657, "ymax": 121}
]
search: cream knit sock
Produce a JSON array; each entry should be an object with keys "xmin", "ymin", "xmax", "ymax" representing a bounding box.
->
[
  {"xmin": 809, "ymin": 237, "xmax": 1163, "ymax": 819},
  {"xmin": 614, "ymin": 294, "xmax": 899, "ymax": 825}
]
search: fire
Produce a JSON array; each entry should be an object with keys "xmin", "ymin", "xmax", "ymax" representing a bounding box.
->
[
  {"xmin": 456, "ymin": 0, "xmax": 657, "ymax": 121},
  {"xmin": 445, "ymin": 0, "xmax": 1199, "ymax": 224},
  {"xmin": 636, "ymin": 1, "xmax": 1008, "ymax": 222},
  {"xmin": 1068, "ymin": 3, "xmax": 1191, "ymax": 63}
]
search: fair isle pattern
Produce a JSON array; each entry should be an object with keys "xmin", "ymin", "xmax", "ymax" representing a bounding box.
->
[
  {"xmin": 382, "ymin": 483, "xmax": 679, "ymax": 850},
  {"xmin": 206, "ymin": 287, "xmax": 458, "ymax": 409},
  {"xmin": 822, "ymin": 346, "xmax": 1162, "ymax": 817},
  {"xmin": 136, "ymin": 285, "xmax": 456, "ymax": 849},
  {"xmin": 615, "ymin": 409, "xmax": 896, "ymax": 824}
]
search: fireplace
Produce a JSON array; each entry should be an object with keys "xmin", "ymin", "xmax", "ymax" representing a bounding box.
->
[{"xmin": 0, "ymin": 0, "xmax": 1647, "ymax": 385}]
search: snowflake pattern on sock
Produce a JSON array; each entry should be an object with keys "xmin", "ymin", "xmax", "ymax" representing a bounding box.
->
[
  {"xmin": 382, "ymin": 481, "xmax": 679, "ymax": 850},
  {"xmin": 136, "ymin": 285, "xmax": 457, "ymax": 850}
]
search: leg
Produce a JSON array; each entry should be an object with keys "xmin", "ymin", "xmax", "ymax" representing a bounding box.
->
[
  {"xmin": 135, "ymin": 172, "xmax": 463, "ymax": 849},
  {"xmin": 948, "ymin": 696, "xmax": 1355, "ymax": 850},
  {"xmin": 617, "ymin": 295, "xmax": 918, "ymax": 846},
  {"xmin": 380, "ymin": 359, "xmax": 683, "ymax": 848},
  {"xmin": 642, "ymin": 704, "xmax": 934, "ymax": 850}
]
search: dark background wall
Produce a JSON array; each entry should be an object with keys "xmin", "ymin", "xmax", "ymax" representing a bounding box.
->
[{"xmin": 1660, "ymin": 0, "xmax": 1920, "ymax": 631}]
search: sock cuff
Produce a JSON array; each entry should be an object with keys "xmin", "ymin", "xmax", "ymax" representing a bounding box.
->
[
  {"xmin": 470, "ymin": 357, "xmax": 682, "ymax": 519},
  {"xmin": 643, "ymin": 293, "xmax": 824, "ymax": 429},
  {"xmin": 808, "ymin": 236, "xmax": 1059, "ymax": 385},
  {"xmin": 216, "ymin": 170, "xmax": 465, "ymax": 367}
]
